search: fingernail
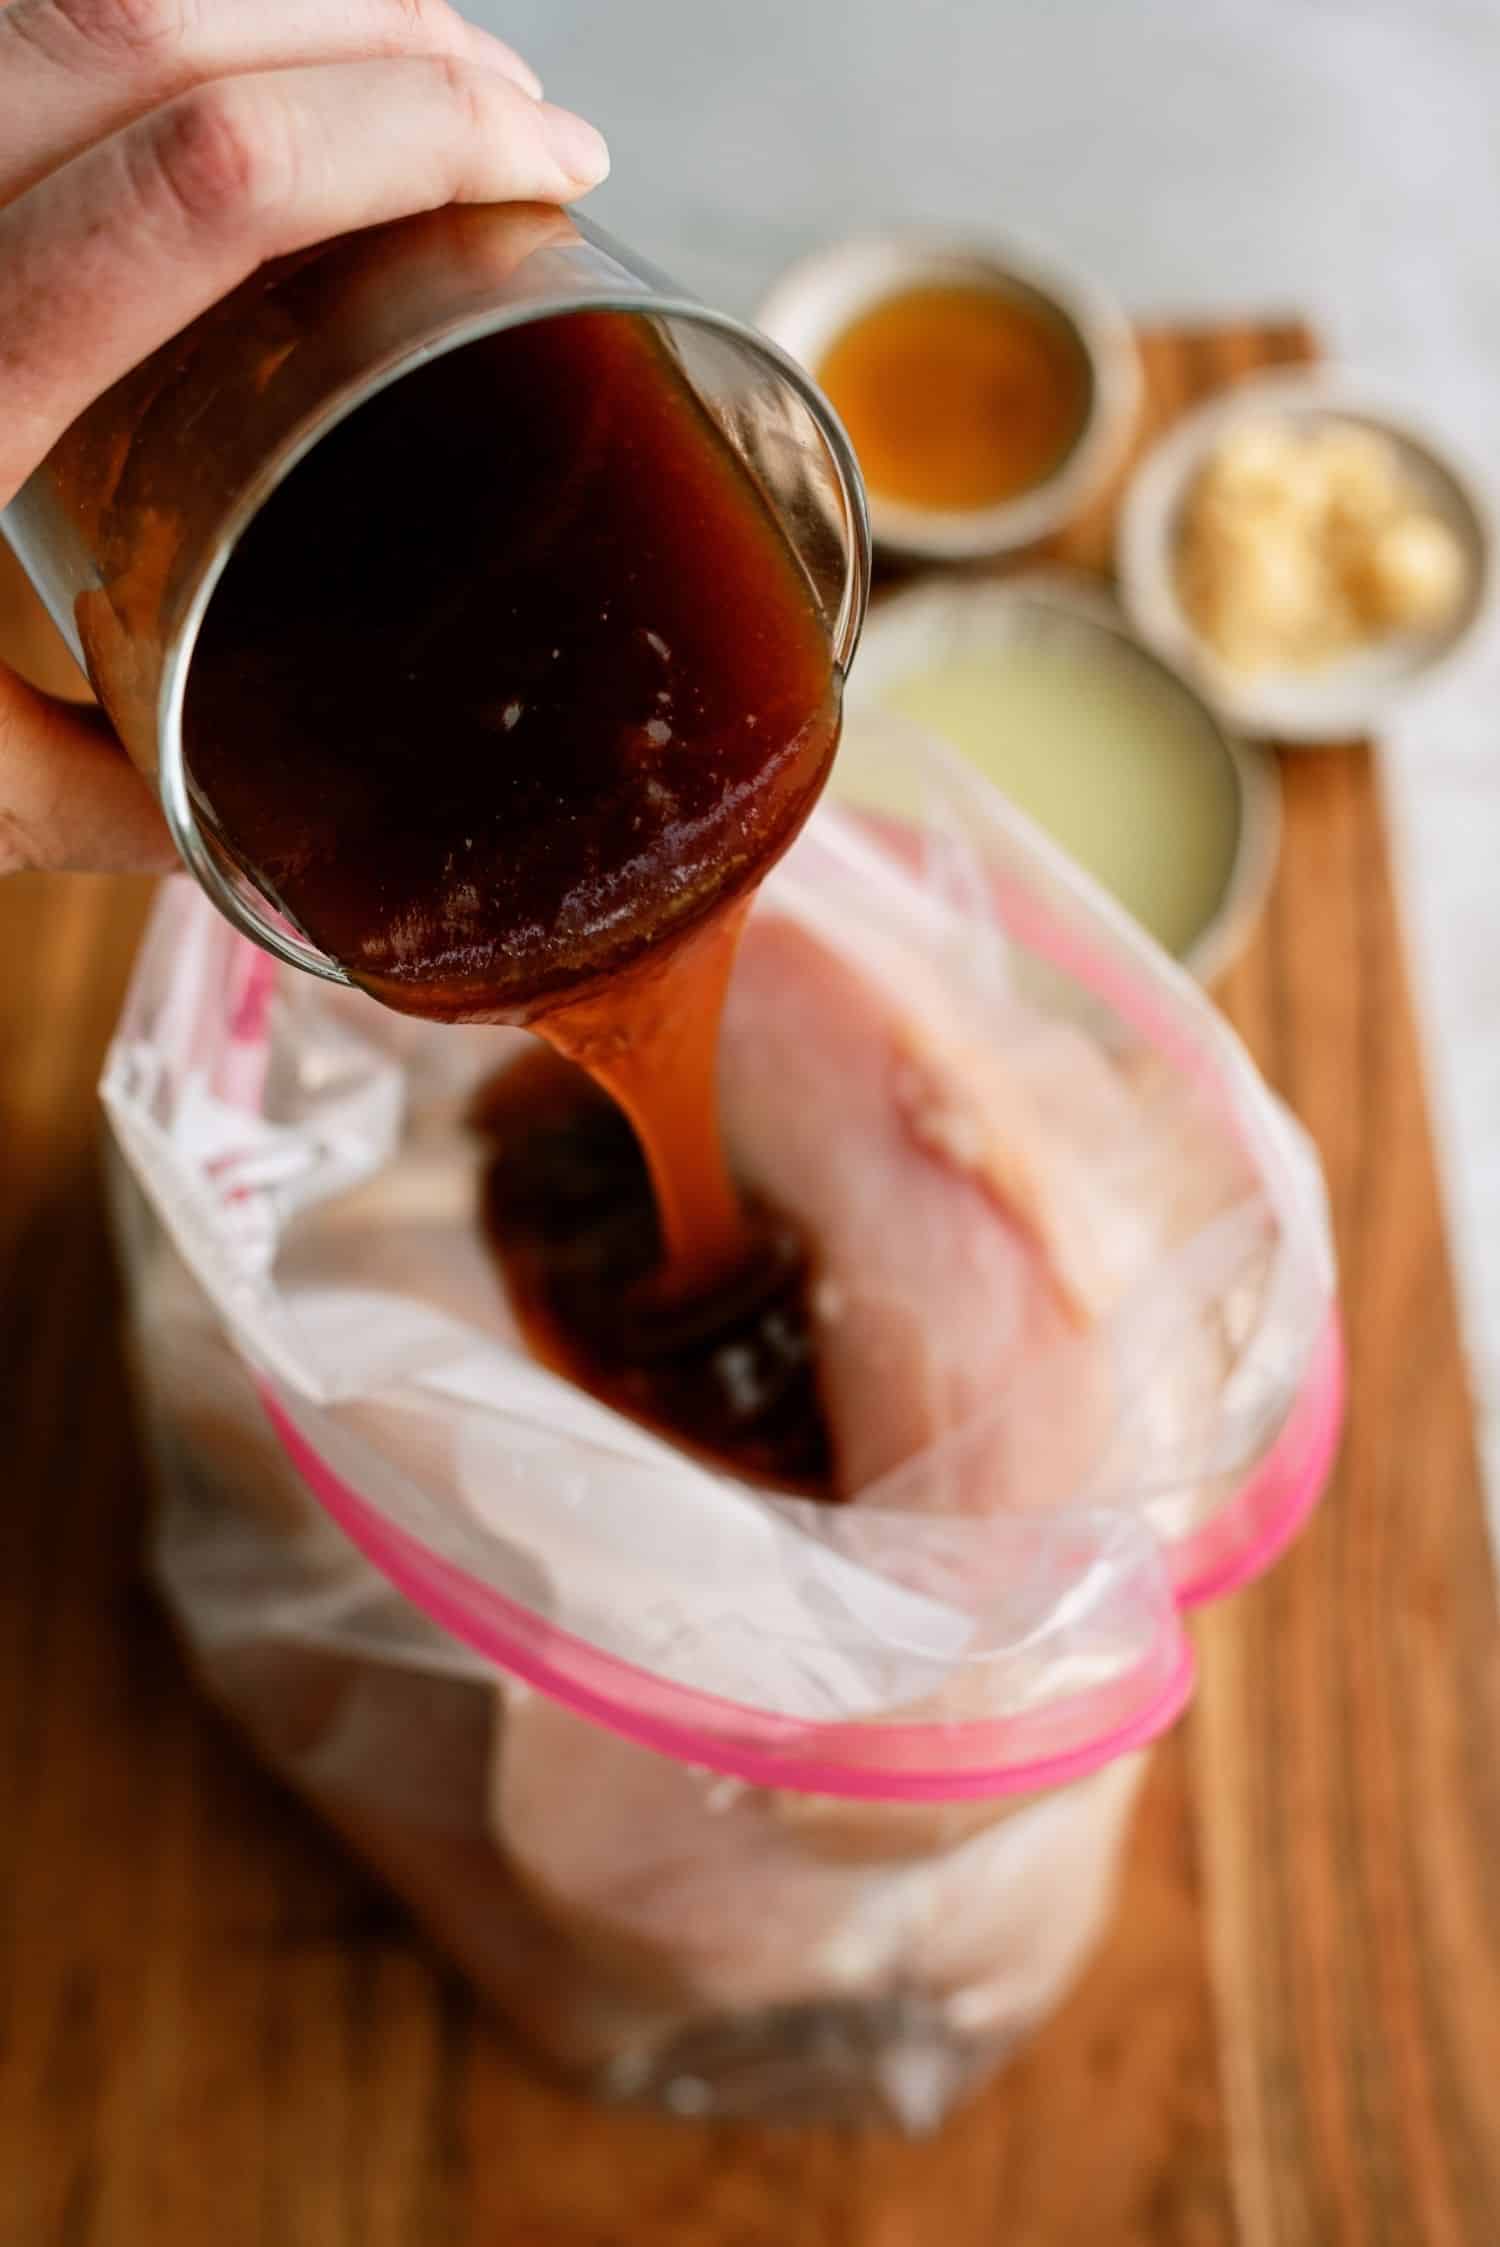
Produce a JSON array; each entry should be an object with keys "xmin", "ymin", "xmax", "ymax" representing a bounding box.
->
[{"xmin": 538, "ymin": 102, "xmax": 610, "ymax": 189}]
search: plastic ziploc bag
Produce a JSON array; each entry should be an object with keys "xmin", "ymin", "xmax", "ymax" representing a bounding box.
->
[{"xmin": 102, "ymin": 714, "xmax": 1342, "ymax": 2127}]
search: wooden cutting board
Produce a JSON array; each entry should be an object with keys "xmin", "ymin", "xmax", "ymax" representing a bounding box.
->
[{"xmin": 3, "ymin": 320, "xmax": 1498, "ymax": 2247}]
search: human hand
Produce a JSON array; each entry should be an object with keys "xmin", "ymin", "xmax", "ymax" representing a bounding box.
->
[{"xmin": 0, "ymin": 0, "xmax": 607, "ymax": 875}]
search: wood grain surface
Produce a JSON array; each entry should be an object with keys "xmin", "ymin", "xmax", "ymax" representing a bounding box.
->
[{"xmin": 3, "ymin": 323, "xmax": 1497, "ymax": 2246}]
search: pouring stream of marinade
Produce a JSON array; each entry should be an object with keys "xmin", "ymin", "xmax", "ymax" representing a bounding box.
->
[{"xmin": 183, "ymin": 308, "xmax": 844, "ymax": 1492}]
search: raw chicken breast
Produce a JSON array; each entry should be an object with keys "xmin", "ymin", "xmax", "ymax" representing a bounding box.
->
[
  {"xmin": 719, "ymin": 909, "xmax": 1132, "ymax": 1503},
  {"xmin": 487, "ymin": 908, "xmax": 1166, "ymax": 2009},
  {"xmin": 489, "ymin": 1689, "xmax": 1146, "ymax": 2115}
]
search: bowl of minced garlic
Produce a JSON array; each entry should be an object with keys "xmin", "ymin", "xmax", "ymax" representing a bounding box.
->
[{"xmin": 1119, "ymin": 373, "xmax": 1491, "ymax": 741}]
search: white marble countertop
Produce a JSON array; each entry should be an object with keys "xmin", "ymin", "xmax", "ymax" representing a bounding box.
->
[{"xmin": 477, "ymin": 0, "xmax": 1500, "ymax": 1540}]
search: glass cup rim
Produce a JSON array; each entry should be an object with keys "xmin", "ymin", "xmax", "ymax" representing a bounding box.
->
[{"xmin": 156, "ymin": 291, "xmax": 872, "ymax": 986}]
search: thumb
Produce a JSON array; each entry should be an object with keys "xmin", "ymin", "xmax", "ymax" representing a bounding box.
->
[{"xmin": 0, "ymin": 666, "xmax": 177, "ymax": 876}]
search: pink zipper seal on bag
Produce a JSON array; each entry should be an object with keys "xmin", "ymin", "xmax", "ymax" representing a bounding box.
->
[
  {"xmin": 1171, "ymin": 1313, "xmax": 1344, "ymax": 1607},
  {"xmin": 256, "ymin": 1377, "xmax": 1200, "ymax": 1801},
  {"xmin": 252, "ymin": 1292, "xmax": 1341, "ymax": 1802}
]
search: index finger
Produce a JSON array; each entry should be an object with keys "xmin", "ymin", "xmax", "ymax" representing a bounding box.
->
[
  {"xmin": 0, "ymin": 56, "xmax": 609, "ymax": 502},
  {"xmin": 0, "ymin": 0, "xmax": 543, "ymax": 202}
]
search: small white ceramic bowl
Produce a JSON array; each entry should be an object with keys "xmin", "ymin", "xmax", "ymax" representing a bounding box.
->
[
  {"xmin": 843, "ymin": 570, "xmax": 1280, "ymax": 985},
  {"xmin": 1117, "ymin": 370, "xmax": 1494, "ymax": 743},
  {"xmin": 755, "ymin": 231, "xmax": 1141, "ymax": 564}
]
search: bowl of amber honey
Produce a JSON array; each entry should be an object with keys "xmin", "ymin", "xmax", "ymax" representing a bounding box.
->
[{"xmin": 757, "ymin": 231, "xmax": 1141, "ymax": 562}]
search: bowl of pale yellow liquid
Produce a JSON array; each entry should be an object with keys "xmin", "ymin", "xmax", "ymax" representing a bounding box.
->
[{"xmin": 841, "ymin": 573, "xmax": 1279, "ymax": 981}]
